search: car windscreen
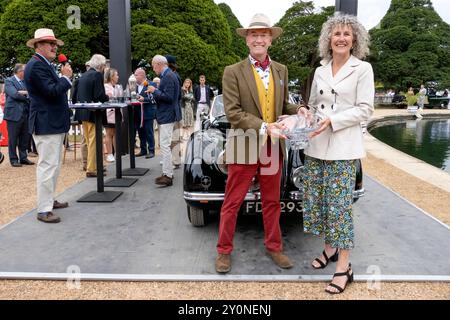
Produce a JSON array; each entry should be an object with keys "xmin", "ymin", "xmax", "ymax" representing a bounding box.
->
[{"xmin": 211, "ymin": 95, "xmax": 225, "ymax": 118}]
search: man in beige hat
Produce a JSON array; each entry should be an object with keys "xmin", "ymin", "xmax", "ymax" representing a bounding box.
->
[
  {"xmin": 24, "ymin": 28, "xmax": 73, "ymax": 223},
  {"xmin": 215, "ymin": 14, "xmax": 299, "ymax": 273}
]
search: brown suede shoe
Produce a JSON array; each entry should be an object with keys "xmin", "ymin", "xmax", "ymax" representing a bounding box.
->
[
  {"xmin": 215, "ymin": 253, "xmax": 231, "ymax": 273},
  {"xmin": 37, "ymin": 212, "xmax": 61, "ymax": 223},
  {"xmin": 53, "ymin": 200, "xmax": 69, "ymax": 209},
  {"xmin": 155, "ymin": 175, "xmax": 173, "ymax": 186},
  {"xmin": 266, "ymin": 250, "xmax": 294, "ymax": 269},
  {"xmin": 86, "ymin": 171, "xmax": 106, "ymax": 178}
]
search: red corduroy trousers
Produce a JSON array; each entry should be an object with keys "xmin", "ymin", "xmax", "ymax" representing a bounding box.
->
[{"xmin": 217, "ymin": 141, "xmax": 283, "ymax": 254}]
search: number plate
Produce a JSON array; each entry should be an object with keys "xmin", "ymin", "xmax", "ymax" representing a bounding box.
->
[{"xmin": 243, "ymin": 201, "xmax": 302, "ymax": 215}]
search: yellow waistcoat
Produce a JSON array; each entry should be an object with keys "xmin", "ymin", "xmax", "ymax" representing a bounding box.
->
[{"xmin": 252, "ymin": 67, "xmax": 276, "ymax": 123}]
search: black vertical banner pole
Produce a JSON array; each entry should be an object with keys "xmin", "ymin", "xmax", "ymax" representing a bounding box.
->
[
  {"xmin": 108, "ymin": 0, "xmax": 132, "ymax": 154},
  {"xmin": 335, "ymin": 0, "xmax": 358, "ymax": 15},
  {"xmin": 108, "ymin": 0, "xmax": 132, "ymax": 89}
]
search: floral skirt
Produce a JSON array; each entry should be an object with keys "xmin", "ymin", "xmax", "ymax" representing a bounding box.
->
[
  {"xmin": 182, "ymin": 103, "xmax": 194, "ymax": 127},
  {"xmin": 302, "ymin": 156, "xmax": 356, "ymax": 250}
]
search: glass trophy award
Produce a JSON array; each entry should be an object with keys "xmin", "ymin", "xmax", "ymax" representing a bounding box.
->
[{"xmin": 278, "ymin": 113, "xmax": 320, "ymax": 150}]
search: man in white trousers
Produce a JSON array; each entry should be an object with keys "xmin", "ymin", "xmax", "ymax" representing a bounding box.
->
[
  {"xmin": 146, "ymin": 55, "xmax": 181, "ymax": 187},
  {"xmin": 24, "ymin": 28, "xmax": 73, "ymax": 223}
]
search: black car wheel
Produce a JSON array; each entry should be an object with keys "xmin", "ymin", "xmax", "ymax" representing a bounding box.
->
[{"xmin": 187, "ymin": 206, "xmax": 208, "ymax": 227}]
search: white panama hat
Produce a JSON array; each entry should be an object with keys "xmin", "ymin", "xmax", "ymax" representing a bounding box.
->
[
  {"xmin": 26, "ymin": 28, "xmax": 64, "ymax": 48},
  {"xmin": 236, "ymin": 13, "xmax": 283, "ymax": 39}
]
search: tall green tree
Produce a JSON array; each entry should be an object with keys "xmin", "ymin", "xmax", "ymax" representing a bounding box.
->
[
  {"xmin": 0, "ymin": 0, "xmax": 108, "ymax": 72},
  {"xmin": 131, "ymin": 0, "xmax": 232, "ymax": 57},
  {"xmin": 218, "ymin": 2, "xmax": 247, "ymax": 59},
  {"xmin": 132, "ymin": 23, "xmax": 222, "ymax": 84},
  {"xmin": 0, "ymin": 0, "xmax": 12, "ymax": 13},
  {"xmin": 369, "ymin": 0, "xmax": 450, "ymax": 90},
  {"xmin": 270, "ymin": 1, "xmax": 334, "ymax": 101},
  {"xmin": 0, "ymin": 0, "xmax": 240, "ymax": 87},
  {"xmin": 131, "ymin": 0, "xmax": 239, "ymax": 87}
]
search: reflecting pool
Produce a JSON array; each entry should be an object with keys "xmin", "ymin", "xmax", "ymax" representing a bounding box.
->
[{"xmin": 370, "ymin": 118, "xmax": 450, "ymax": 173}]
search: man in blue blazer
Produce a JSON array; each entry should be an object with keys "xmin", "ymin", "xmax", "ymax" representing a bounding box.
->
[
  {"xmin": 193, "ymin": 74, "xmax": 214, "ymax": 131},
  {"xmin": 134, "ymin": 68, "xmax": 157, "ymax": 159},
  {"xmin": 4, "ymin": 64, "xmax": 33, "ymax": 167},
  {"xmin": 24, "ymin": 28, "xmax": 73, "ymax": 224},
  {"xmin": 146, "ymin": 55, "xmax": 181, "ymax": 187}
]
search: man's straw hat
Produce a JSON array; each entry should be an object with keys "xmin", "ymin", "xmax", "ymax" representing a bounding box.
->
[
  {"xmin": 26, "ymin": 28, "xmax": 64, "ymax": 48},
  {"xmin": 236, "ymin": 13, "xmax": 283, "ymax": 39}
]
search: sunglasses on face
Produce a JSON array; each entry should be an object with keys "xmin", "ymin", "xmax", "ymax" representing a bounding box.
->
[{"xmin": 42, "ymin": 41, "xmax": 58, "ymax": 47}]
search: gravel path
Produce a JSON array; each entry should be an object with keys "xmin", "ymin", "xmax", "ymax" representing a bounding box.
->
[{"xmin": 0, "ymin": 112, "xmax": 449, "ymax": 300}]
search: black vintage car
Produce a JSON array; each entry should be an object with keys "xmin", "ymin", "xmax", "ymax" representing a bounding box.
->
[{"xmin": 183, "ymin": 95, "xmax": 365, "ymax": 226}]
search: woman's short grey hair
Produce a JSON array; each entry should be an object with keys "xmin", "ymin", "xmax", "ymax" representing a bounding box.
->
[
  {"xmin": 89, "ymin": 54, "xmax": 107, "ymax": 71},
  {"xmin": 318, "ymin": 13, "xmax": 370, "ymax": 62},
  {"xmin": 152, "ymin": 55, "xmax": 168, "ymax": 65}
]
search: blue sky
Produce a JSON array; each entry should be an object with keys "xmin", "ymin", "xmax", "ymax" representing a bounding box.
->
[{"xmin": 214, "ymin": 0, "xmax": 450, "ymax": 30}]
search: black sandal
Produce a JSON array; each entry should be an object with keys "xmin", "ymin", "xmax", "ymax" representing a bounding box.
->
[
  {"xmin": 312, "ymin": 248, "xmax": 339, "ymax": 269},
  {"xmin": 325, "ymin": 263, "xmax": 354, "ymax": 294}
]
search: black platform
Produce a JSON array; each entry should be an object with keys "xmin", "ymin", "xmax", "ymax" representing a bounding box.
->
[
  {"xmin": 104, "ymin": 177, "xmax": 138, "ymax": 188},
  {"xmin": 77, "ymin": 191, "xmax": 123, "ymax": 203}
]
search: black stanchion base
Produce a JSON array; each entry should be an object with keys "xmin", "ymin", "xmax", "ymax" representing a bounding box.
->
[
  {"xmin": 104, "ymin": 178, "xmax": 138, "ymax": 188},
  {"xmin": 77, "ymin": 191, "xmax": 123, "ymax": 203},
  {"xmin": 122, "ymin": 168, "xmax": 149, "ymax": 176}
]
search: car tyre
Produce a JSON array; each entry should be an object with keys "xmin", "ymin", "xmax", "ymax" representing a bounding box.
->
[{"xmin": 187, "ymin": 206, "xmax": 207, "ymax": 227}]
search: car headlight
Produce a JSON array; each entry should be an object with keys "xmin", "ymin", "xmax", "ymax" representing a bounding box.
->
[
  {"xmin": 199, "ymin": 129, "xmax": 225, "ymax": 165},
  {"xmin": 291, "ymin": 166, "xmax": 304, "ymax": 189},
  {"xmin": 216, "ymin": 149, "xmax": 228, "ymax": 175}
]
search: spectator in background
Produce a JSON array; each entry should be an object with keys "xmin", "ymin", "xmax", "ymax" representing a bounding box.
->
[
  {"xmin": 152, "ymin": 77, "xmax": 160, "ymax": 88},
  {"xmin": 4, "ymin": 63, "xmax": 33, "ymax": 167},
  {"xmin": 406, "ymin": 87, "xmax": 416, "ymax": 107},
  {"xmin": 181, "ymin": 78, "xmax": 195, "ymax": 139},
  {"xmin": 0, "ymin": 105, "xmax": 4, "ymax": 164},
  {"xmin": 146, "ymin": 55, "xmax": 181, "ymax": 187},
  {"xmin": 71, "ymin": 60, "xmax": 91, "ymax": 170},
  {"xmin": 27, "ymin": 137, "xmax": 38, "ymax": 157},
  {"xmin": 104, "ymin": 68, "xmax": 120, "ymax": 162},
  {"xmin": 134, "ymin": 68, "xmax": 157, "ymax": 159},
  {"xmin": 74, "ymin": 54, "xmax": 109, "ymax": 178},
  {"xmin": 24, "ymin": 28, "xmax": 73, "ymax": 223},
  {"xmin": 418, "ymin": 84, "xmax": 427, "ymax": 110},
  {"xmin": 194, "ymin": 74, "xmax": 214, "ymax": 131},
  {"xmin": 165, "ymin": 55, "xmax": 183, "ymax": 169}
]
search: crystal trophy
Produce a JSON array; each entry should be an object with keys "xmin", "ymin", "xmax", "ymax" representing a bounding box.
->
[{"xmin": 278, "ymin": 113, "xmax": 320, "ymax": 150}]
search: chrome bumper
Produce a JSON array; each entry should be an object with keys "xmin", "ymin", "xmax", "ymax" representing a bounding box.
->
[
  {"xmin": 184, "ymin": 192, "xmax": 261, "ymax": 201},
  {"xmin": 184, "ymin": 188, "xmax": 365, "ymax": 202}
]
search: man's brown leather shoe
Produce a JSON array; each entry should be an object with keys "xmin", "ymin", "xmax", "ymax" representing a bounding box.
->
[
  {"xmin": 155, "ymin": 175, "xmax": 173, "ymax": 186},
  {"xmin": 215, "ymin": 253, "xmax": 231, "ymax": 273},
  {"xmin": 37, "ymin": 212, "xmax": 61, "ymax": 223},
  {"xmin": 86, "ymin": 171, "xmax": 106, "ymax": 177},
  {"xmin": 20, "ymin": 159, "xmax": 34, "ymax": 165},
  {"xmin": 53, "ymin": 200, "xmax": 69, "ymax": 209},
  {"xmin": 266, "ymin": 250, "xmax": 294, "ymax": 269}
]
